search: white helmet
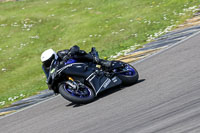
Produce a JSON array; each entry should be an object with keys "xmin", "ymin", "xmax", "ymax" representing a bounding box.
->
[{"xmin": 41, "ymin": 49, "xmax": 58, "ymax": 67}]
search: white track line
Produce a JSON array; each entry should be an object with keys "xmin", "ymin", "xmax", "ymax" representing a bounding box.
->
[{"xmin": 132, "ymin": 30, "xmax": 200, "ymax": 65}]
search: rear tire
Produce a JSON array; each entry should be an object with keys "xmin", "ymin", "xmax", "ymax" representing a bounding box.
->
[
  {"xmin": 117, "ymin": 63, "xmax": 139, "ymax": 86},
  {"xmin": 59, "ymin": 83, "xmax": 95, "ymax": 104}
]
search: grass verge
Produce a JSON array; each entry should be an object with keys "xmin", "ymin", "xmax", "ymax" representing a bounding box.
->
[{"xmin": 0, "ymin": 0, "xmax": 199, "ymax": 108}]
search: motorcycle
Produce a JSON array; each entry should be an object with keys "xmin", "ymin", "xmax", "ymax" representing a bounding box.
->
[{"xmin": 47, "ymin": 48, "xmax": 139, "ymax": 104}]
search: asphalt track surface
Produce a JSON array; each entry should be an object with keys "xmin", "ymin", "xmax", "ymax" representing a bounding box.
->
[{"xmin": 1, "ymin": 32, "xmax": 200, "ymax": 133}]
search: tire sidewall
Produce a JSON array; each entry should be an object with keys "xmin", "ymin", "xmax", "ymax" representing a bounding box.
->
[
  {"xmin": 59, "ymin": 83, "xmax": 95, "ymax": 104},
  {"xmin": 116, "ymin": 62, "xmax": 139, "ymax": 86}
]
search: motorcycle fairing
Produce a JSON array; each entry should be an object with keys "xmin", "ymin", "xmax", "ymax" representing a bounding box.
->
[
  {"xmin": 58, "ymin": 63, "xmax": 94, "ymax": 78},
  {"xmin": 56, "ymin": 61, "xmax": 122, "ymax": 95},
  {"xmin": 86, "ymin": 73, "xmax": 122, "ymax": 95},
  {"xmin": 65, "ymin": 59, "xmax": 77, "ymax": 65}
]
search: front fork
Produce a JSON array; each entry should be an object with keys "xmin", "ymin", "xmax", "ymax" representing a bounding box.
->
[{"xmin": 65, "ymin": 77, "xmax": 86, "ymax": 92}]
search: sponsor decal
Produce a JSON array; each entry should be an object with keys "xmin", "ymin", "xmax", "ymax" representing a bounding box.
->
[
  {"xmin": 50, "ymin": 68, "xmax": 55, "ymax": 74},
  {"xmin": 112, "ymin": 76, "xmax": 118, "ymax": 83},
  {"xmin": 103, "ymin": 79, "xmax": 111, "ymax": 88},
  {"xmin": 76, "ymin": 66, "xmax": 82, "ymax": 68}
]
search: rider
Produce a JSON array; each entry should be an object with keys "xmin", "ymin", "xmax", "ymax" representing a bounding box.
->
[{"xmin": 41, "ymin": 45, "xmax": 111, "ymax": 78}]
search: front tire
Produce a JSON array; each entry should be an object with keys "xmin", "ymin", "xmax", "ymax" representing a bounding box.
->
[{"xmin": 59, "ymin": 83, "xmax": 95, "ymax": 104}]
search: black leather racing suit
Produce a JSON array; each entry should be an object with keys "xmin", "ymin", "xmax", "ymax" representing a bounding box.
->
[{"xmin": 42, "ymin": 45, "xmax": 110, "ymax": 78}]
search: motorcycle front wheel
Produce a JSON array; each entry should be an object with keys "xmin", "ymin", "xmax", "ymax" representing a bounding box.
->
[{"xmin": 59, "ymin": 82, "xmax": 95, "ymax": 104}]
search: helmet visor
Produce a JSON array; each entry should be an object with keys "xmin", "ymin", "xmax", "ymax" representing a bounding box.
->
[{"xmin": 43, "ymin": 54, "xmax": 55, "ymax": 68}]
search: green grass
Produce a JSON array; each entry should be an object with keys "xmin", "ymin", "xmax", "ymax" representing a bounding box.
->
[{"xmin": 0, "ymin": 0, "xmax": 199, "ymax": 108}]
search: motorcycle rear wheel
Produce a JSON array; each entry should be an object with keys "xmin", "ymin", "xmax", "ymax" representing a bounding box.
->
[
  {"xmin": 59, "ymin": 83, "xmax": 95, "ymax": 104},
  {"xmin": 117, "ymin": 63, "xmax": 139, "ymax": 86}
]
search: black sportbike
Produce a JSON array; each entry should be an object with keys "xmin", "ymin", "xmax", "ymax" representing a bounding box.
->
[{"xmin": 47, "ymin": 48, "xmax": 139, "ymax": 104}]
